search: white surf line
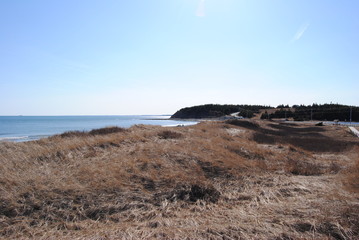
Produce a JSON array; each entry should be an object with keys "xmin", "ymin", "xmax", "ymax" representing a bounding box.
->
[{"xmin": 349, "ymin": 127, "xmax": 359, "ymax": 138}]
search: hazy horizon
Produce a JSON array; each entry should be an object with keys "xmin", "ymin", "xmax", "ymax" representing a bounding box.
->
[
  {"xmin": 0, "ymin": 102, "xmax": 357, "ymax": 117},
  {"xmin": 1, "ymin": 1, "xmax": 358, "ymax": 115}
]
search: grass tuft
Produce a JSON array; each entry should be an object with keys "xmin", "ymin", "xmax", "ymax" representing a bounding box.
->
[
  {"xmin": 167, "ymin": 184, "xmax": 220, "ymax": 203},
  {"xmin": 157, "ymin": 130, "xmax": 183, "ymax": 139},
  {"xmin": 285, "ymin": 158, "xmax": 324, "ymax": 176},
  {"xmin": 58, "ymin": 130, "xmax": 88, "ymax": 138},
  {"xmin": 89, "ymin": 126, "xmax": 126, "ymax": 136},
  {"xmin": 57, "ymin": 126, "xmax": 126, "ymax": 138}
]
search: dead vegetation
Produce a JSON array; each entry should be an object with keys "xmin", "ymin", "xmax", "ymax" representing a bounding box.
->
[
  {"xmin": 251, "ymin": 122, "xmax": 357, "ymax": 152},
  {"xmin": 157, "ymin": 130, "xmax": 183, "ymax": 139},
  {"xmin": 343, "ymin": 146, "xmax": 359, "ymax": 194},
  {"xmin": 0, "ymin": 121, "xmax": 358, "ymax": 239},
  {"xmin": 57, "ymin": 126, "xmax": 126, "ymax": 138}
]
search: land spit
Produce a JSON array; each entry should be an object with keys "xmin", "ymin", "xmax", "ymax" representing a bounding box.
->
[{"xmin": 0, "ymin": 120, "xmax": 358, "ymax": 239}]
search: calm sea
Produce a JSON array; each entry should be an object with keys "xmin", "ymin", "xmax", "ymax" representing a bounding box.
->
[{"xmin": 0, "ymin": 116, "xmax": 197, "ymax": 142}]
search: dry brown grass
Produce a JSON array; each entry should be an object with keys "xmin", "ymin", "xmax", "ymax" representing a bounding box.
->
[
  {"xmin": 343, "ymin": 146, "xmax": 359, "ymax": 193},
  {"xmin": 0, "ymin": 121, "xmax": 358, "ymax": 239},
  {"xmin": 157, "ymin": 130, "xmax": 183, "ymax": 139},
  {"xmin": 55, "ymin": 126, "xmax": 126, "ymax": 139}
]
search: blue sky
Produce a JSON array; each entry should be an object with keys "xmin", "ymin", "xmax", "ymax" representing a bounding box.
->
[{"xmin": 1, "ymin": 0, "xmax": 358, "ymax": 115}]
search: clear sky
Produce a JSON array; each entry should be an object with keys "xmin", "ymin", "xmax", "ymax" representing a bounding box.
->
[{"xmin": 1, "ymin": 0, "xmax": 358, "ymax": 115}]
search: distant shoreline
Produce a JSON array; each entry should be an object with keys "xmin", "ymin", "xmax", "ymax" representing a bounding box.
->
[{"xmin": 0, "ymin": 115, "xmax": 197, "ymax": 143}]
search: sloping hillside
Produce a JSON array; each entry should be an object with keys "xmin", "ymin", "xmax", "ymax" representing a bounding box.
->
[{"xmin": 0, "ymin": 121, "xmax": 358, "ymax": 239}]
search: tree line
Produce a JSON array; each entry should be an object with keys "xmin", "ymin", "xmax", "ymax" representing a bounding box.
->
[
  {"xmin": 261, "ymin": 104, "xmax": 358, "ymax": 122},
  {"xmin": 171, "ymin": 103, "xmax": 358, "ymax": 121},
  {"xmin": 171, "ymin": 104, "xmax": 272, "ymax": 119}
]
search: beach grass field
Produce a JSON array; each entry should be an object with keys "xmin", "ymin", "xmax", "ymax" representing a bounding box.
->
[{"xmin": 0, "ymin": 120, "xmax": 358, "ymax": 239}]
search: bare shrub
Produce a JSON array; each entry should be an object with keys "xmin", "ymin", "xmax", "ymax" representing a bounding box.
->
[
  {"xmin": 157, "ymin": 130, "xmax": 183, "ymax": 139},
  {"xmin": 57, "ymin": 127, "xmax": 126, "ymax": 138},
  {"xmin": 89, "ymin": 126, "xmax": 126, "ymax": 136},
  {"xmin": 292, "ymin": 222, "xmax": 313, "ymax": 232},
  {"xmin": 285, "ymin": 158, "xmax": 324, "ymax": 176},
  {"xmin": 167, "ymin": 184, "xmax": 220, "ymax": 203},
  {"xmin": 329, "ymin": 162, "xmax": 341, "ymax": 174},
  {"xmin": 58, "ymin": 131, "xmax": 87, "ymax": 138}
]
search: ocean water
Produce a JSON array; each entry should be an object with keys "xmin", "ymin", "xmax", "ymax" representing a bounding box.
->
[
  {"xmin": 0, "ymin": 116, "xmax": 197, "ymax": 142},
  {"xmin": 324, "ymin": 121, "xmax": 359, "ymax": 126}
]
